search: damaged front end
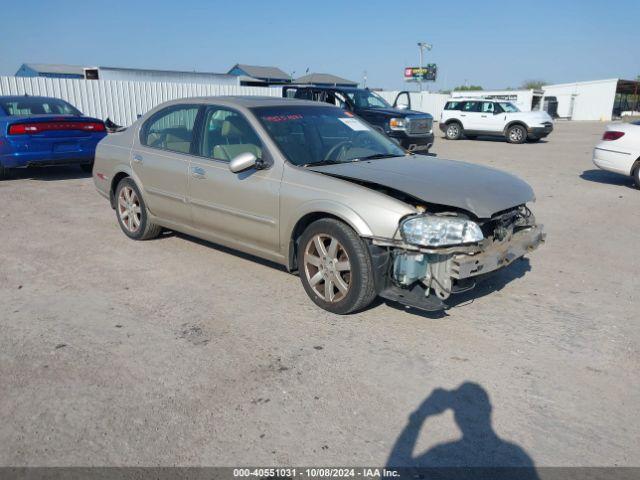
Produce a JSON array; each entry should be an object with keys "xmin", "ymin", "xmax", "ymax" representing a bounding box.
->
[{"xmin": 370, "ymin": 206, "xmax": 545, "ymax": 311}]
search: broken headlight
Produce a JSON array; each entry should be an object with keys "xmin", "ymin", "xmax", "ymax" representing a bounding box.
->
[{"xmin": 400, "ymin": 215, "xmax": 484, "ymax": 247}]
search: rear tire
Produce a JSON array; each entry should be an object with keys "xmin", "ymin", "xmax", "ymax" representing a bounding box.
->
[
  {"xmin": 0, "ymin": 165, "xmax": 7, "ymax": 180},
  {"xmin": 114, "ymin": 177, "xmax": 162, "ymax": 240},
  {"xmin": 80, "ymin": 162, "xmax": 93, "ymax": 173},
  {"xmin": 633, "ymin": 163, "xmax": 640, "ymax": 189},
  {"xmin": 445, "ymin": 122, "xmax": 462, "ymax": 140},
  {"xmin": 298, "ymin": 218, "xmax": 377, "ymax": 314},
  {"xmin": 507, "ymin": 124, "xmax": 527, "ymax": 144}
]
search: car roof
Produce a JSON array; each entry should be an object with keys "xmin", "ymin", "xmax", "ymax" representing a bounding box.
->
[
  {"xmin": 0, "ymin": 95, "xmax": 71, "ymax": 102},
  {"xmin": 286, "ymin": 85, "xmax": 364, "ymax": 92},
  {"xmin": 160, "ymin": 96, "xmax": 336, "ymax": 108}
]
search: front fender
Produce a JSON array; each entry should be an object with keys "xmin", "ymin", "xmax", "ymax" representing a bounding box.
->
[{"xmin": 286, "ymin": 199, "xmax": 374, "ymax": 239}]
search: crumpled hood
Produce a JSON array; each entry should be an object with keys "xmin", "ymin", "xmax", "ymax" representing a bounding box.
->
[{"xmin": 308, "ymin": 155, "xmax": 535, "ymax": 219}]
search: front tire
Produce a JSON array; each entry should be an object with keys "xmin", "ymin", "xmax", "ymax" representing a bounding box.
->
[
  {"xmin": 445, "ymin": 122, "xmax": 462, "ymax": 140},
  {"xmin": 115, "ymin": 177, "xmax": 162, "ymax": 240},
  {"xmin": 80, "ymin": 162, "xmax": 93, "ymax": 173},
  {"xmin": 633, "ymin": 163, "xmax": 640, "ymax": 189},
  {"xmin": 298, "ymin": 218, "xmax": 377, "ymax": 314},
  {"xmin": 0, "ymin": 165, "xmax": 8, "ymax": 180},
  {"xmin": 507, "ymin": 124, "xmax": 527, "ymax": 144}
]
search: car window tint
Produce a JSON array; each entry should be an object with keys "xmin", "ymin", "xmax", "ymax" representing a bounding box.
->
[
  {"xmin": 481, "ymin": 102, "xmax": 495, "ymax": 113},
  {"xmin": 0, "ymin": 98, "xmax": 80, "ymax": 116},
  {"xmin": 445, "ymin": 101, "xmax": 462, "ymax": 110},
  {"xmin": 199, "ymin": 107, "xmax": 262, "ymax": 162},
  {"xmin": 461, "ymin": 101, "xmax": 480, "ymax": 112},
  {"xmin": 142, "ymin": 105, "xmax": 199, "ymax": 154}
]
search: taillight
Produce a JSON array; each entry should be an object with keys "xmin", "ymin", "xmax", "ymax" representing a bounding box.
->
[
  {"xmin": 602, "ymin": 131, "xmax": 624, "ymax": 141},
  {"xmin": 8, "ymin": 121, "xmax": 106, "ymax": 135}
]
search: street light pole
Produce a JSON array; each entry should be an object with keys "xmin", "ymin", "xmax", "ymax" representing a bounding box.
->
[{"xmin": 416, "ymin": 42, "xmax": 432, "ymax": 92}]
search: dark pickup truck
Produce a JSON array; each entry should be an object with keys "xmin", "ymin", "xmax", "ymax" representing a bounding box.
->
[{"xmin": 283, "ymin": 86, "xmax": 434, "ymax": 152}]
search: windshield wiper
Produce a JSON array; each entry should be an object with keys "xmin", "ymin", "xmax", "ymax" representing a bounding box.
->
[
  {"xmin": 354, "ymin": 153, "xmax": 401, "ymax": 161},
  {"xmin": 300, "ymin": 159, "xmax": 343, "ymax": 167}
]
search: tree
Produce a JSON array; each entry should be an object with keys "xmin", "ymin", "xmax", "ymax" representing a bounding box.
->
[
  {"xmin": 453, "ymin": 85, "xmax": 483, "ymax": 91},
  {"xmin": 520, "ymin": 80, "xmax": 547, "ymax": 90}
]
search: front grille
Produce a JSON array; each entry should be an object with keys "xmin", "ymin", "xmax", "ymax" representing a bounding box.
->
[{"xmin": 407, "ymin": 117, "xmax": 432, "ymax": 135}]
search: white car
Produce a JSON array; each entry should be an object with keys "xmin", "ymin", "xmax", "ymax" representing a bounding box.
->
[
  {"xmin": 593, "ymin": 122, "xmax": 640, "ymax": 187},
  {"xmin": 439, "ymin": 98, "xmax": 554, "ymax": 143}
]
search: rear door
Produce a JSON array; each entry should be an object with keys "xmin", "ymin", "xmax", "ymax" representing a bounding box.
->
[
  {"xmin": 459, "ymin": 101, "xmax": 483, "ymax": 130},
  {"xmin": 132, "ymin": 104, "xmax": 200, "ymax": 225},
  {"xmin": 188, "ymin": 105, "xmax": 282, "ymax": 254}
]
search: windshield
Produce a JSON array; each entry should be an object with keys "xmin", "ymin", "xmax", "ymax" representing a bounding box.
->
[
  {"xmin": 0, "ymin": 97, "xmax": 81, "ymax": 116},
  {"xmin": 253, "ymin": 106, "xmax": 406, "ymax": 166},
  {"xmin": 345, "ymin": 90, "xmax": 391, "ymax": 109},
  {"xmin": 498, "ymin": 102, "xmax": 520, "ymax": 113}
]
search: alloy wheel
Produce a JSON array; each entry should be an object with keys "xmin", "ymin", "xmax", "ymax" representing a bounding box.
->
[
  {"xmin": 447, "ymin": 124, "xmax": 459, "ymax": 139},
  {"xmin": 118, "ymin": 186, "xmax": 142, "ymax": 233},
  {"xmin": 303, "ymin": 234, "xmax": 351, "ymax": 303},
  {"xmin": 509, "ymin": 126, "xmax": 525, "ymax": 142}
]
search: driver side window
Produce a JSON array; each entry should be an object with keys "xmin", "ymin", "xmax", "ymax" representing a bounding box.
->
[
  {"xmin": 199, "ymin": 107, "xmax": 262, "ymax": 162},
  {"xmin": 481, "ymin": 102, "xmax": 495, "ymax": 113}
]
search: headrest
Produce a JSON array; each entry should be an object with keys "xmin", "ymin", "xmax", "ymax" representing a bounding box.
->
[{"xmin": 221, "ymin": 116, "xmax": 245, "ymax": 137}]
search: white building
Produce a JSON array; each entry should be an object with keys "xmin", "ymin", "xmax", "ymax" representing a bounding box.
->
[{"xmin": 449, "ymin": 79, "xmax": 640, "ymax": 121}]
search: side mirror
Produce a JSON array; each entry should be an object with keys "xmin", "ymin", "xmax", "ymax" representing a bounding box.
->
[
  {"xmin": 229, "ymin": 152, "xmax": 259, "ymax": 173},
  {"xmin": 494, "ymin": 110, "xmax": 501, "ymax": 115}
]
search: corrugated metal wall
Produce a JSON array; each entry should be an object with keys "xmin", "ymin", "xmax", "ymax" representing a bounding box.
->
[
  {"xmin": 0, "ymin": 76, "xmax": 281, "ymax": 126},
  {"xmin": 0, "ymin": 76, "xmax": 451, "ymax": 126},
  {"xmin": 375, "ymin": 91, "xmax": 450, "ymax": 120}
]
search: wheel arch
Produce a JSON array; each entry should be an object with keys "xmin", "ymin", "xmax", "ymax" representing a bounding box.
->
[
  {"xmin": 504, "ymin": 120, "xmax": 528, "ymax": 135},
  {"xmin": 285, "ymin": 205, "xmax": 373, "ymax": 272},
  {"xmin": 109, "ymin": 167, "xmax": 135, "ymax": 209}
]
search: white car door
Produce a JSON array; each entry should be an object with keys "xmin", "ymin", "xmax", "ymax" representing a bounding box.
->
[
  {"xmin": 479, "ymin": 102, "xmax": 506, "ymax": 133},
  {"xmin": 459, "ymin": 101, "xmax": 483, "ymax": 131}
]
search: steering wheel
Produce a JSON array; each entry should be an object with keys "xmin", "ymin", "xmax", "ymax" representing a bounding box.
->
[
  {"xmin": 324, "ymin": 131, "xmax": 369, "ymax": 161},
  {"xmin": 325, "ymin": 140, "xmax": 352, "ymax": 161}
]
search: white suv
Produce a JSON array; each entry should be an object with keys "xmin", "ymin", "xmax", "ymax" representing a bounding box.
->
[{"xmin": 439, "ymin": 98, "xmax": 554, "ymax": 143}]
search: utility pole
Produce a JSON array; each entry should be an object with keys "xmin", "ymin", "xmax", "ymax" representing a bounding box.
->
[{"xmin": 417, "ymin": 41, "xmax": 432, "ymax": 92}]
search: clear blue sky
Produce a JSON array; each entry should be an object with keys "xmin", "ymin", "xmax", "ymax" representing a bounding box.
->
[{"xmin": 1, "ymin": 0, "xmax": 638, "ymax": 91}]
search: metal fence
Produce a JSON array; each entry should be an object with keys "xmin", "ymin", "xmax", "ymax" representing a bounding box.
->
[
  {"xmin": 0, "ymin": 76, "xmax": 450, "ymax": 126},
  {"xmin": 0, "ymin": 76, "xmax": 282, "ymax": 126}
]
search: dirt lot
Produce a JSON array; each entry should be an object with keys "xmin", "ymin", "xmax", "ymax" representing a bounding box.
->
[{"xmin": 1, "ymin": 121, "xmax": 638, "ymax": 468}]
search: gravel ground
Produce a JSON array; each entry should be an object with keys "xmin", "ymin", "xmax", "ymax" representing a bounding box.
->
[{"xmin": 0, "ymin": 121, "xmax": 638, "ymax": 468}]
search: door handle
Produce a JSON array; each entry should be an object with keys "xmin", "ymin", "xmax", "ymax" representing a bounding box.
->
[
  {"xmin": 132, "ymin": 154, "xmax": 143, "ymax": 164},
  {"xmin": 460, "ymin": 114, "xmax": 466, "ymax": 117},
  {"xmin": 191, "ymin": 166, "xmax": 206, "ymax": 179},
  {"xmin": 481, "ymin": 115, "xmax": 487, "ymax": 117}
]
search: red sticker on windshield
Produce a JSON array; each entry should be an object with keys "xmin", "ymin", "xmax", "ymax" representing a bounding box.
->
[{"xmin": 264, "ymin": 114, "xmax": 303, "ymax": 122}]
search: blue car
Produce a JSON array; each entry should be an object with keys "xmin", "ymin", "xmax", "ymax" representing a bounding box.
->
[{"xmin": 0, "ymin": 95, "xmax": 107, "ymax": 179}]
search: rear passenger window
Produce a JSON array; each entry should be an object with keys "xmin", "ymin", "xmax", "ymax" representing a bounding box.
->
[
  {"xmin": 445, "ymin": 101, "xmax": 462, "ymax": 110},
  {"xmin": 141, "ymin": 105, "xmax": 199, "ymax": 154},
  {"xmin": 461, "ymin": 101, "xmax": 480, "ymax": 112}
]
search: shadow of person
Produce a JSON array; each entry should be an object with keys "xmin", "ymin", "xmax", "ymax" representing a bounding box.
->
[{"xmin": 387, "ymin": 383, "xmax": 539, "ymax": 480}]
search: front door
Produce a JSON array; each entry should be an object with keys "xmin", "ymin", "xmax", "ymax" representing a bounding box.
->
[
  {"xmin": 188, "ymin": 105, "xmax": 282, "ymax": 255},
  {"xmin": 132, "ymin": 104, "xmax": 200, "ymax": 225},
  {"xmin": 479, "ymin": 101, "xmax": 506, "ymax": 133}
]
